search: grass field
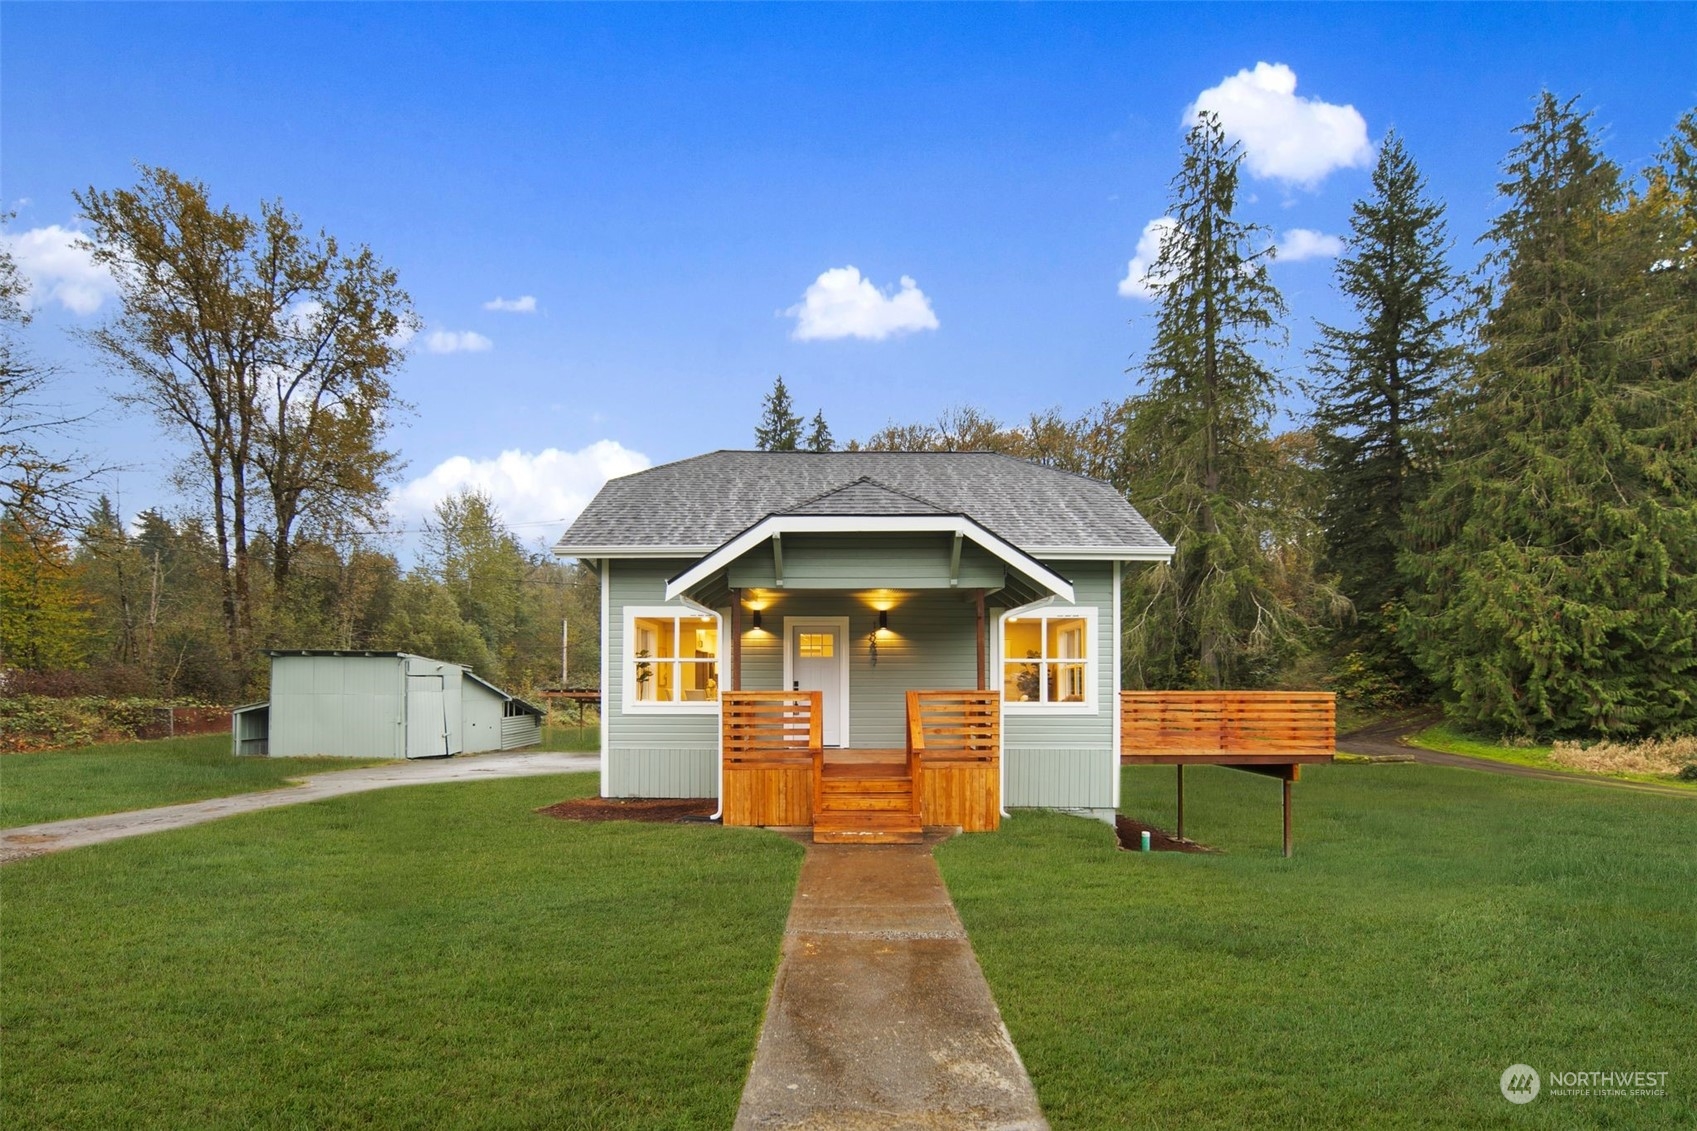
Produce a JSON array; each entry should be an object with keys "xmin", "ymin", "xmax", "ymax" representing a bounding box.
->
[
  {"xmin": 1413, "ymin": 723, "xmax": 1697, "ymax": 791},
  {"xmin": 1, "ymin": 772, "xmax": 803, "ymax": 1130},
  {"xmin": 540, "ymin": 719, "xmax": 599, "ymax": 752},
  {"xmin": 0, "ymin": 734, "xmax": 390, "ymax": 827},
  {"xmin": 937, "ymin": 762, "xmax": 1697, "ymax": 1130}
]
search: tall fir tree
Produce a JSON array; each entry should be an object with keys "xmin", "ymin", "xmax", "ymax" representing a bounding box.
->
[
  {"xmin": 754, "ymin": 376, "xmax": 803, "ymax": 450},
  {"xmin": 806, "ymin": 410, "xmax": 834, "ymax": 452},
  {"xmin": 1121, "ymin": 111, "xmax": 1314, "ymax": 688},
  {"xmin": 1401, "ymin": 95, "xmax": 1697, "ymax": 738},
  {"xmin": 1307, "ymin": 132, "xmax": 1463, "ymax": 699}
]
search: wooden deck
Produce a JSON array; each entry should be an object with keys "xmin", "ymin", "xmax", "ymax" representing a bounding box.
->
[
  {"xmin": 1119, "ymin": 690, "xmax": 1336, "ymax": 856},
  {"xmin": 720, "ymin": 690, "xmax": 1001, "ymax": 841}
]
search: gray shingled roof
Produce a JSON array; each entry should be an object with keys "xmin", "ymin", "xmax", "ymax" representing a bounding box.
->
[{"xmin": 555, "ymin": 451, "xmax": 1170, "ymax": 557}]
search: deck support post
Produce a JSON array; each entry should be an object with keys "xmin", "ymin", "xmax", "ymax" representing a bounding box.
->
[
  {"xmin": 1282, "ymin": 777, "xmax": 1292, "ymax": 858},
  {"xmin": 730, "ymin": 591, "xmax": 742, "ymax": 692},
  {"xmin": 1175, "ymin": 764, "xmax": 1185, "ymax": 841}
]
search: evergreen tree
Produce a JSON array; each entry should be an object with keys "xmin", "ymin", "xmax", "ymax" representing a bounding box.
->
[
  {"xmin": 806, "ymin": 410, "xmax": 834, "ymax": 452},
  {"xmin": 1307, "ymin": 132, "xmax": 1463, "ymax": 699},
  {"xmin": 1121, "ymin": 111, "xmax": 1314, "ymax": 688},
  {"xmin": 754, "ymin": 376, "xmax": 803, "ymax": 450},
  {"xmin": 1401, "ymin": 95, "xmax": 1697, "ymax": 738}
]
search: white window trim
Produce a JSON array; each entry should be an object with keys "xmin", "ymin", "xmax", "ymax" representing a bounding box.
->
[
  {"xmin": 622, "ymin": 604, "xmax": 723, "ymax": 715},
  {"xmin": 999, "ymin": 604, "xmax": 1100, "ymax": 716}
]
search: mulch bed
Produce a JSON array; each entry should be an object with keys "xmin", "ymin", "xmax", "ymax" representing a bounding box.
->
[
  {"xmin": 1115, "ymin": 814, "xmax": 1215, "ymax": 854},
  {"xmin": 538, "ymin": 797, "xmax": 718, "ymax": 823}
]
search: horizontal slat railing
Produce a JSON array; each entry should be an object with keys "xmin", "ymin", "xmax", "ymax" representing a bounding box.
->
[
  {"xmin": 723, "ymin": 690, "xmax": 822, "ymax": 763},
  {"xmin": 1119, "ymin": 691, "xmax": 1335, "ymax": 760},
  {"xmin": 722, "ymin": 691, "xmax": 821, "ymax": 827},
  {"xmin": 908, "ymin": 689, "xmax": 1000, "ymax": 831}
]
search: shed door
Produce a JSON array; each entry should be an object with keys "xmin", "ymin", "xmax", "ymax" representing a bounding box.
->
[{"xmin": 406, "ymin": 675, "xmax": 450, "ymax": 759}]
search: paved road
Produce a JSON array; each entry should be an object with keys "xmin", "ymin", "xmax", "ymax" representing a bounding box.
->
[
  {"xmin": 1, "ymin": 751, "xmax": 599, "ymax": 864},
  {"xmin": 735, "ymin": 837, "xmax": 1048, "ymax": 1131},
  {"xmin": 1338, "ymin": 719, "xmax": 1695, "ymax": 799}
]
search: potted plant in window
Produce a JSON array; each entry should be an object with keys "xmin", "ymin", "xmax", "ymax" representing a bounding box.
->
[{"xmin": 1016, "ymin": 650, "xmax": 1041, "ymax": 702}]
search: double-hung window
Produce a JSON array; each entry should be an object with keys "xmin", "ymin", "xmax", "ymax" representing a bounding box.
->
[
  {"xmin": 1001, "ymin": 607, "xmax": 1097, "ymax": 713},
  {"xmin": 625, "ymin": 607, "xmax": 720, "ymax": 712}
]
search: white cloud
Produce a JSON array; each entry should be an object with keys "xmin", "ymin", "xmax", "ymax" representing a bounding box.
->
[
  {"xmin": 483, "ymin": 295, "xmax": 537, "ymax": 313},
  {"xmin": 0, "ymin": 224, "xmax": 119, "ymax": 315},
  {"xmin": 1117, "ymin": 217, "xmax": 1179, "ymax": 300},
  {"xmin": 785, "ymin": 266, "xmax": 939, "ymax": 342},
  {"xmin": 425, "ymin": 328, "xmax": 493, "ymax": 354},
  {"xmin": 1188, "ymin": 62, "xmax": 1372, "ymax": 187},
  {"xmin": 394, "ymin": 441, "xmax": 651, "ymax": 536},
  {"xmin": 1277, "ymin": 228, "xmax": 1345, "ymax": 261}
]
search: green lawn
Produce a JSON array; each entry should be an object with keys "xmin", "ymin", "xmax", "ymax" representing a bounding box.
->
[
  {"xmin": 1, "ymin": 772, "xmax": 803, "ymax": 1130},
  {"xmin": 1413, "ymin": 723, "xmax": 1697, "ymax": 791},
  {"xmin": 0, "ymin": 734, "xmax": 391, "ymax": 827},
  {"xmin": 540, "ymin": 719, "xmax": 600, "ymax": 752},
  {"xmin": 937, "ymin": 763, "xmax": 1696, "ymax": 1130}
]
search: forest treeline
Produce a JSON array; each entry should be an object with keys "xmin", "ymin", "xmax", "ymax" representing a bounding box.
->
[
  {"xmin": 4, "ymin": 94, "xmax": 1694, "ymax": 741},
  {"xmin": 756, "ymin": 95, "xmax": 1697, "ymax": 741}
]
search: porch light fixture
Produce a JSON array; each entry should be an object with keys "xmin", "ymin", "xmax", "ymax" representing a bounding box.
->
[
  {"xmin": 751, "ymin": 609, "xmax": 762, "ymax": 631},
  {"xmin": 877, "ymin": 610, "xmax": 888, "ymax": 633}
]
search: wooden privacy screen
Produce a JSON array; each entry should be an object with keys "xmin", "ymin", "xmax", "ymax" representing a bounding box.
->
[
  {"xmin": 1119, "ymin": 691, "xmax": 1335, "ymax": 762},
  {"xmin": 908, "ymin": 690, "xmax": 1001, "ymax": 831},
  {"xmin": 722, "ymin": 691, "xmax": 820, "ymax": 826}
]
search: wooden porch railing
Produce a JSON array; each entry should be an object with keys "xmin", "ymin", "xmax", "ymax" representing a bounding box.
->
[
  {"xmin": 1119, "ymin": 691, "xmax": 1335, "ymax": 761},
  {"xmin": 907, "ymin": 689, "xmax": 1001, "ymax": 831},
  {"xmin": 1119, "ymin": 690, "xmax": 1335, "ymax": 856},
  {"xmin": 721, "ymin": 691, "xmax": 820, "ymax": 827}
]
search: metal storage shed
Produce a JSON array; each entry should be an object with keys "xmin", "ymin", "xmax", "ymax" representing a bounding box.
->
[{"xmin": 232, "ymin": 651, "xmax": 544, "ymax": 759}]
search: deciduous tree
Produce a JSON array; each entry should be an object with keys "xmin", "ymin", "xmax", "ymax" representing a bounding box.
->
[{"xmin": 76, "ymin": 167, "xmax": 416, "ymax": 682}]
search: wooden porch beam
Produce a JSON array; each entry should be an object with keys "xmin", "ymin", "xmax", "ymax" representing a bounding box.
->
[
  {"xmin": 730, "ymin": 589, "xmax": 742, "ymax": 692},
  {"xmin": 975, "ymin": 590, "xmax": 987, "ymax": 690}
]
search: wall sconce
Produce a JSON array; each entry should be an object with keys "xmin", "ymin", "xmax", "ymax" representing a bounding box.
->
[
  {"xmin": 878, "ymin": 610, "xmax": 888, "ymax": 633},
  {"xmin": 751, "ymin": 609, "xmax": 762, "ymax": 631}
]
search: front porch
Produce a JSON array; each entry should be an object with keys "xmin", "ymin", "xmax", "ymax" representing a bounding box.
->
[{"xmin": 721, "ymin": 690, "xmax": 1001, "ymax": 843}]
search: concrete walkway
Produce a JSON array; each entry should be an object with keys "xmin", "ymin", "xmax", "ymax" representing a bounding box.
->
[
  {"xmin": 1, "ymin": 751, "xmax": 598, "ymax": 864},
  {"xmin": 735, "ymin": 839, "xmax": 1047, "ymax": 1131}
]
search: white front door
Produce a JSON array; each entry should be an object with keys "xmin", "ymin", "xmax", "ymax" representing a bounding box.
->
[{"xmin": 786, "ymin": 618, "xmax": 848, "ymax": 747}]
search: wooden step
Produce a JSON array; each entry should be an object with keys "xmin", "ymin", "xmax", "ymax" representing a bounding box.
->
[
  {"xmin": 820, "ymin": 776, "xmax": 910, "ymax": 794},
  {"xmin": 821, "ymin": 787, "xmax": 916, "ymax": 804},
  {"xmin": 813, "ymin": 828, "xmax": 924, "ymax": 844},
  {"xmin": 813, "ymin": 807, "xmax": 923, "ymax": 844}
]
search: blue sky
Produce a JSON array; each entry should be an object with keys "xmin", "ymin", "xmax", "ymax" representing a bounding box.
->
[{"xmin": 4, "ymin": 3, "xmax": 1693, "ymax": 553}]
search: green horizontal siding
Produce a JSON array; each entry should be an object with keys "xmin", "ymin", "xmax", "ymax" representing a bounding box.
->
[
  {"xmin": 728, "ymin": 534, "xmax": 1005, "ymax": 590},
  {"xmin": 741, "ymin": 590, "xmax": 979, "ymax": 749}
]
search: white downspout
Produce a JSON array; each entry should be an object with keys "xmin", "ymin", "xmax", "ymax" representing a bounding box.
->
[{"xmin": 680, "ymin": 594, "xmax": 727, "ymax": 822}]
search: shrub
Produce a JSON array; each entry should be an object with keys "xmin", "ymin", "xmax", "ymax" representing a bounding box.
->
[
  {"xmin": 1678, "ymin": 764, "xmax": 1697, "ymax": 783},
  {"xmin": 1550, "ymin": 735, "xmax": 1697, "ymax": 777}
]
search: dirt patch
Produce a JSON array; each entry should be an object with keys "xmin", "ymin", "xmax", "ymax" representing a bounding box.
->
[
  {"xmin": 1115, "ymin": 814, "xmax": 1215, "ymax": 854},
  {"xmin": 538, "ymin": 796, "xmax": 717, "ymax": 823}
]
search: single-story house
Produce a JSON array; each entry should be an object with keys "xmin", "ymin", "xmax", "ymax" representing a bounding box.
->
[
  {"xmin": 232, "ymin": 650, "xmax": 544, "ymax": 759},
  {"xmin": 553, "ymin": 450, "xmax": 1175, "ymax": 839}
]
